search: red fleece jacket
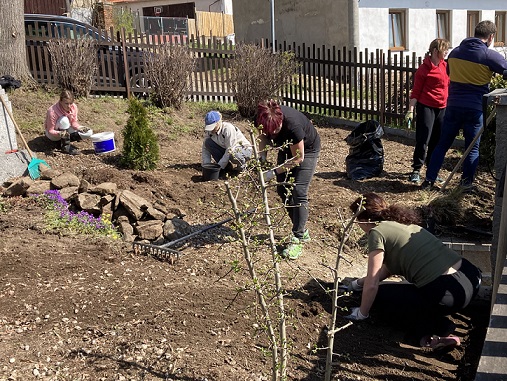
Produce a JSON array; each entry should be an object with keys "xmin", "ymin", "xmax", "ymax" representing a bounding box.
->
[{"xmin": 410, "ymin": 55, "xmax": 449, "ymax": 109}]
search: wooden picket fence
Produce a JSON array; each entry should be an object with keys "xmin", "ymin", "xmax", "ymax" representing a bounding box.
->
[{"xmin": 25, "ymin": 26, "xmax": 422, "ymax": 125}]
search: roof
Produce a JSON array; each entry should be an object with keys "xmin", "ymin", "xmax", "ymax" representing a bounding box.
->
[{"xmin": 107, "ymin": 0, "xmax": 155, "ymax": 3}]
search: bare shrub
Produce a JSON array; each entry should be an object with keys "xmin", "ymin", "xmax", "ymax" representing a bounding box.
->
[
  {"xmin": 145, "ymin": 44, "xmax": 195, "ymax": 109},
  {"xmin": 47, "ymin": 38, "xmax": 98, "ymax": 97},
  {"xmin": 231, "ymin": 44, "xmax": 299, "ymax": 118}
]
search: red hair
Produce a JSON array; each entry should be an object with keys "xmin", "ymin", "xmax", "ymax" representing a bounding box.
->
[{"xmin": 256, "ymin": 100, "xmax": 283, "ymax": 136}]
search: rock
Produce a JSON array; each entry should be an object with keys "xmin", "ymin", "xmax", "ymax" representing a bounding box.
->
[
  {"xmin": 59, "ymin": 186, "xmax": 79, "ymax": 201},
  {"xmin": 164, "ymin": 217, "xmax": 192, "ymax": 241},
  {"xmin": 39, "ymin": 168, "xmax": 61, "ymax": 180},
  {"xmin": 26, "ymin": 180, "xmax": 51, "ymax": 196},
  {"xmin": 76, "ymin": 193, "xmax": 102, "ymax": 214},
  {"xmin": 51, "ymin": 172, "xmax": 80, "ymax": 189},
  {"xmin": 147, "ymin": 206, "xmax": 166, "ymax": 221},
  {"xmin": 3, "ymin": 177, "xmax": 34, "ymax": 197},
  {"xmin": 90, "ymin": 182, "xmax": 117, "ymax": 196},
  {"xmin": 118, "ymin": 220, "xmax": 135, "ymax": 242},
  {"xmin": 100, "ymin": 194, "xmax": 115, "ymax": 216},
  {"xmin": 113, "ymin": 190, "xmax": 122, "ymax": 211},
  {"xmin": 135, "ymin": 220, "xmax": 163, "ymax": 240},
  {"xmin": 119, "ymin": 189, "xmax": 152, "ymax": 221},
  {"xmin": 78, "ymin": 179, "xmax": 90, "ymax": 193}
]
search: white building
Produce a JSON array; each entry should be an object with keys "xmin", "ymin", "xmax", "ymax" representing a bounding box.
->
[
  {"xmin": 359, "ymin": 0, "xmax": 506, "ymax": 57},
  {"xmin": 232, "ymin": 0, "xmax": 507, "ymax": 58}
]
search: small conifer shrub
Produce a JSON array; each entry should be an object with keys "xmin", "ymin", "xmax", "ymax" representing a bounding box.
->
[{"xmin": 121, "ymin": 98, "xmax": 160, "ymax": 170}]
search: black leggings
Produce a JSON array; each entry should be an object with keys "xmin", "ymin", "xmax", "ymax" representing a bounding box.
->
[{"xmin": 371, "ymin": 258, "xmax": 482, "ymax": 343}]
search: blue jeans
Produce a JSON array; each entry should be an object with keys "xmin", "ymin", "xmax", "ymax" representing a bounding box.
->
[
  {"xmin": 276, "ymin": 151, "xmax": 319, "ymax": 238},
  {"xmin": 426, "ymin": 106, "xmax": 483, "ymax": 185}
]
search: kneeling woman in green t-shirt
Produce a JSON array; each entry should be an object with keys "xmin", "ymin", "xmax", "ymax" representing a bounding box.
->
[{"xmin": 345, "ymin": 192, "xmax": 482, "ymax": 350}]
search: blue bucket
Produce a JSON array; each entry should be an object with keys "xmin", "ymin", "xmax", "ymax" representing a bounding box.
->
[{"xmin": 90, "ymin": 132, "xmax": 116, "ymax": 154}]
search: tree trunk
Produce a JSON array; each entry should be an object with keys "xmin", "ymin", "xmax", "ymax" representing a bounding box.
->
[{"xmin": 0, "ymin": 0, "xmax": 32, "ymax": 83}]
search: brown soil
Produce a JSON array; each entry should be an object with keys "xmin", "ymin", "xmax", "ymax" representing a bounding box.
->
[{"xmin": 0, "ymin": 89, "xmax": 495, "ymax": 380}]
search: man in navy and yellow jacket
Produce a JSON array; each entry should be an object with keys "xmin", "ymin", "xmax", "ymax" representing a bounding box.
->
[{"xmin": 422, "ymin": 20, "xmax": 507, "ymax": 190}]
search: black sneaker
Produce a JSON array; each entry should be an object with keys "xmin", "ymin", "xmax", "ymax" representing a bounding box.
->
[
  {"xmin": 409, "ymin": 171, "xmax": 420, "ymax": 183},
  {"xmin": 421, "ymin": 180, "xmax": 435, "ymax": 190},
  {"xmin": 460, "ymin": 183, "xmax": 477, "ymax": 194},
  {"xmin": 62, "ymin": 145, "xmax": 81, "ymax": 155}
]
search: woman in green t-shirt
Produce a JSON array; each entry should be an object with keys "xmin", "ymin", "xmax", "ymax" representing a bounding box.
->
[{"xmin": 345, "ymin": 193, "xmax": 482, "ymax": 350}]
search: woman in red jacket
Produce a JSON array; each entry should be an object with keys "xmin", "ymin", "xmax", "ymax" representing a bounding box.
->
[{"xmin": 405, "ymin": 38, "xmax": 450, "ymax": 183}]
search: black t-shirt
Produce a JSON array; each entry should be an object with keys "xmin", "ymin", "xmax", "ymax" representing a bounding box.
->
[{"xmin": 271, "ymin": 106, "xmax": 321, "ymax": 154}]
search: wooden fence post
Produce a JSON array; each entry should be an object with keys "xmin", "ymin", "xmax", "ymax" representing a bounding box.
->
[{"xmin": 120, "ymin": 27, "xmax": 132, "ymax": 98}]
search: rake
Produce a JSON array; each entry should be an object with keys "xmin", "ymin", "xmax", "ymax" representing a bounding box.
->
[
  {"xmin": 133, "ymin": 216, "xmax": 234, "ymax": 263},
  {"xmin": 0, "ymin": 95, "xmax": 50, "ymax": 179}
]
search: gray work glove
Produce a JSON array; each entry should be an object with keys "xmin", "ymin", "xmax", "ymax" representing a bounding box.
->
[
  {"xmin": 263, "ymin": 169, "xmax": 276, "ymax": 182},
  {"xmin": 344, "ymin": 307, "xmax": 369, "ymax": 321},
  {"xmin": 59, "ymin": 130, "xmax": 69, "ymax": 138},
  {"xmin": 348, "ymin": 279, "xmax": 363, "ymax": 292}
]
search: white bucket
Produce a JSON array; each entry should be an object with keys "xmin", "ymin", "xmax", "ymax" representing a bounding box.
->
[{"xmin": 90, "ymin": 132, "xmax": 116, "ymax": 154}]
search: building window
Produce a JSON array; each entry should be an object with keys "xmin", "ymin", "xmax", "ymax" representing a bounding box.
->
[
  {"xmin": 467, "ymin": 11, "xmax": 480, "ymax": 37},
  {"xmin": 389, "ymin": 9, "xmax": 406, "ymax": 50},
  {"xmin": 436, "ymin": 10, "xmax": 450, "ymax": 40},
  {"xmin": 495, "ymin": 11, "xmax": 506, "ymax": 47}
]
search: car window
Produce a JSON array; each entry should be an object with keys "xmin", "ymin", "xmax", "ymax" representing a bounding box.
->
[
  {"xmin": 25, "ymin": 18, "xmax": 104, "ymax": 41},
  {"xmin": 25, "ymin": 20, "xmax": 53, "ymax": 38},
  {"xmin": 53, "ymin": 22, "xmax": 96, "ymax": 40}
]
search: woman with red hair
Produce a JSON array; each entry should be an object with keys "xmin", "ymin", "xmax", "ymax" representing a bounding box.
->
[{"xmin": 256, "ymin": 100, "xmax": 321, "ymax": 259}]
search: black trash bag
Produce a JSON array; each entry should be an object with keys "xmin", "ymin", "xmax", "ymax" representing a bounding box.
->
[
  {"xmin": 345, "ymin": 120, "xmax": 384, "ymax": 180},
  {"xmin": 0, "ymin": 75, "xmax": 21, "ymax": 90}
]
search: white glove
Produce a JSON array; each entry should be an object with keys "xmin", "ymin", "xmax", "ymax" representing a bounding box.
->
[
  {"xmin": 263, "ymin": 169, "xmax": 276, "ymax": 182},
  {"xmin": 348, "ymin": 279, "xmax": 363, "ymax": 292},
  {"xmin": 344, "ymin": 307, "xmax": 369, "ymax": 321},
  {"xmin": 405, "ymin": 111, "xmax": 413, "ymax": 122}
]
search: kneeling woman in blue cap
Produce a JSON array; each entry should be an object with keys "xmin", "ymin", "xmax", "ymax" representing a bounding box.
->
[{"xmin": 201, "ymin": 110, "xmax": 253, "ymax": 171}]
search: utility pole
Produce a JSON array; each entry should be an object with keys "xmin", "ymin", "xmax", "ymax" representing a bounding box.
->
[{"xmin": 270, "ymin": 0, "xmax": 275, "ymax": 53}]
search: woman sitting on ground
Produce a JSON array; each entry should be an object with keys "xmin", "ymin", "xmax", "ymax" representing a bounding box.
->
[
  {"xmin": 345, "ymin": 192, "xmax": 482, "ymax": 350},
  {"xmin": 45, "ymin": 89, "xmax": 93, "ymax": 155}
]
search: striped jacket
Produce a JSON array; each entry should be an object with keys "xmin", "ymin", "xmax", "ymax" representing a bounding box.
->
[{"xmin": 447, "ymin": 37, "xmax": 507, "ymax": 111}]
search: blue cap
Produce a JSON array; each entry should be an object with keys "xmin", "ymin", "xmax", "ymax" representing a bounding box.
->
[{"xmin": 204, "ymin": 111, "xmax": 221, "ymax": 131}]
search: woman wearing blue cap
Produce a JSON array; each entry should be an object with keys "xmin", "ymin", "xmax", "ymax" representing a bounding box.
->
[{"xmin": 201, "ymin": 110, "xmax": 253, "ymax": 172}]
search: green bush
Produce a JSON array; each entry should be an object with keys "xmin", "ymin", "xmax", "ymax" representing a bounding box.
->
[{"xmin": 121, "ymin": 98, "xmax": 160, "ymax": 170}]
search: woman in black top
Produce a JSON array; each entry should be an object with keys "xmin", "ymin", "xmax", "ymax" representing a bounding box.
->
[{"xmin": 256, "ymin": 100, "xmax": 321, "ymax": 259}]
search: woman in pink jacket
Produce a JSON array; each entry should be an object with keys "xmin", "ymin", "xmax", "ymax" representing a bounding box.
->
[
  {"xmin": 405, "ymin": 39, "xmax": 450, "ymax": 183},
  {"xmin": 45, "ymin": 89, "xmax": 92, "ymax": 155}
]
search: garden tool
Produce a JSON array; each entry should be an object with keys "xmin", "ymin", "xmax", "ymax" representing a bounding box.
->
[
  {"xmin": 0, "ymin": 95, "xmax": 50, "ymax": 179},
  {"xmin": 133, "ymin": 215, "xmax": 234, "ymax": 263}
]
